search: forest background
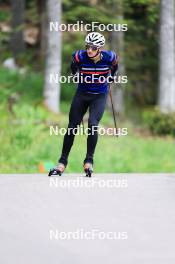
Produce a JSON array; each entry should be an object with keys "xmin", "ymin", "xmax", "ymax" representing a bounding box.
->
[{"xmin": 0, "ymin": 0, "xmax": 175, "ymax": 173}]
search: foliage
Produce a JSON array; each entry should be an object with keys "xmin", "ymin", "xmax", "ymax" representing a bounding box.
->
[
  {"xmin": 0, "ymin": 0, "xmax": 161, "ymax": 105},
  {"xmin": 124, "ymin": 0, "xmax": 160, "ymax": 106},
  {"xmin": 1, "ymin": 1, "xmax": 175, "ymax": 174},
  {"xmin": 143, "ymin": 108, "xmax": 175, "ymax": 136}
]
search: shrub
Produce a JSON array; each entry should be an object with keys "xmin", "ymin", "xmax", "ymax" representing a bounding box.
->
[{"xmin": 143, "ymin": 108, "xmax": 175, "ymax": 136}]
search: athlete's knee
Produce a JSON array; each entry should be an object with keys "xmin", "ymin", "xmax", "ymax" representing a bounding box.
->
[
  {"xmin": 88, "ymin": 117, "xmax": 99, "ymax": 127},
  {"xmin": 88, "ymin": 121, "xmax": 99, "ymax": 135},
  {"xmin": 67, "ymin": 122, "xmax": 80, "ymax": 135}
]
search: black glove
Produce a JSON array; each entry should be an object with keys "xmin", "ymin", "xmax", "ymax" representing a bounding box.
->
[
  {"xmin": 108, "ymin": 76, "xmax": 115, "ymax": 83},
  {"xmin": 71, "ymin": 73, "xmax": 79, "ymax": 83}
]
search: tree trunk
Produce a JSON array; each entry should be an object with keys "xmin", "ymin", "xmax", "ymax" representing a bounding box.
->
[
  {"xmin": 44, "ymin": 0, "xmax": 62, "ymax": 113},
  {"xmin": 159, "ymin": 0, "xmax": 175, "ymax": 113},
  {"xmin": 109, "ymin": 0, "xmax": 125, "ymax": 115},
  {"xmin": 37, "ymin": 0, "xmax": 47, "ymax": 60},
  {"xmin": 10, "ymin": 0, "xmax": 25, "ymax": 58}
]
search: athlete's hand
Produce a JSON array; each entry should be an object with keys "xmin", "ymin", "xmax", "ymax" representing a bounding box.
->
[
  {"xmin": 108, "ymin": 76, "xmax": 115, "ymax": 83},
  {"xmin": 71, "ymin": 73, "xmax": 79, "ymax": 83}
]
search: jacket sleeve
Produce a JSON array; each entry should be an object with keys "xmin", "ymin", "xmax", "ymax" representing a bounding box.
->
[
  {"xmin": 110, "ymin": 51, "xmax": 119, "ymax": 76},
  {"xmin": 70, "ymin": 51, "xmax": 80, "ymax": 75}
]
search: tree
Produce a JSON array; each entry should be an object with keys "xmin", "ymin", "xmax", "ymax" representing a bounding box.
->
[
  {"xmin": 159, "ymin": 0, "xmax": 175, "ymax": 113},
  {"xmin": 10, "ymin": 0, "xmax": 25, "ymax": 58},
  {"xmin": 108, "ymin": 0, "xmax": 125, "ymax": 115},
  {"xmin": 44, "ymin": 0, "xmax": 62, "ymax": 113},
  {"xmin": 37, "ymin": 0, "xmax": 47, "ymax": 60}
]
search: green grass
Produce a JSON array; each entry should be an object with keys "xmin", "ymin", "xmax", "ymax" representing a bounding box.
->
[
  {"xmin": 1, "ymin": 125, "xmax": 175, "ymax": 173},
  {"xmin": 0, "ymin": 67, "xmax": 175, "ymax": 173}
]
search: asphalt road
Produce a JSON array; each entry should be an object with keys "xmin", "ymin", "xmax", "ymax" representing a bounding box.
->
[{"xmin": 0, "ymin": 173, "xmax": 175, "ymax": 264}]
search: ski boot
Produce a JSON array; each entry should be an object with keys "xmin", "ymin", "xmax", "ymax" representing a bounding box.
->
[
  {"xmin": 84, "ymin": 162, "xmax": 93, "ymax": 177},
  {"xmin": 48, "ymin": 163, "xmax": 65, "ymax": 176}
]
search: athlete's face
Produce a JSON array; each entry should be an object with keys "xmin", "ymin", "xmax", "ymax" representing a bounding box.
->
[{"xmin": 85, "ymin": 45, "xmax": 100, "ymax": 58}]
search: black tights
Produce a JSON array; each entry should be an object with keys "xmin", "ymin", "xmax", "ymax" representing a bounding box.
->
[{"xmin": 58, "ymin": 90, "xmax": 107, "ymax": 166}]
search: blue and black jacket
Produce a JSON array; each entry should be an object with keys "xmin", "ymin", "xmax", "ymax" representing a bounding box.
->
[{"xmin": 71, "ymin": 50, "xmax": 119, "ymax": 94}]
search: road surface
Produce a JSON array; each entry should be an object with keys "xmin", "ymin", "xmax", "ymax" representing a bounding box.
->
[{"xmin": 0, "ymin": 173, "xmax": 175, "ymax": 264}]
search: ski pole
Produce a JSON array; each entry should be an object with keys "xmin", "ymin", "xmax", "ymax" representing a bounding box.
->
[{"xmin": 108, "ymin": 84, "xmax": 118, "ymax": 137}]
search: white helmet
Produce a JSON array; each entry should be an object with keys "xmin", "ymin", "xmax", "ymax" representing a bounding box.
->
[{"xmin": 85, "ymin": 32, "xmax": 105, "ymax": 48}]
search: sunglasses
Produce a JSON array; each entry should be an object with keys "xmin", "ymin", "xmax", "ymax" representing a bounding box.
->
[{"xmin": 85, "ymin": 45, "xmax": 98, "ymax": 51}]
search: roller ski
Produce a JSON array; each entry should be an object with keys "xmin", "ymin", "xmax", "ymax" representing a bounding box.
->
[
  {"xmin": 84, "ymin": 162, "xmax": 93, "ymax": 177},
  {"xmin": 48, "ymin": 163, "xmax": 65, "ymax": 176}
]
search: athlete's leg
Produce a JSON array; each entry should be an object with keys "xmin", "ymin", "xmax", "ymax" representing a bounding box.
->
[
  {"xmin": 59, "ymin": 91, "xmax": 88, "ymax": 166},
  {"xmin": 84, "ymin": 92, "xmax": 108, "ymax": 164}
]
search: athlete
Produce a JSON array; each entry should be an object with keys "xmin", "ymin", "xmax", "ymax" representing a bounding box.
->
[{"xmin": 49, "ymin": 32, "xmax": 119, "ymax": 177}]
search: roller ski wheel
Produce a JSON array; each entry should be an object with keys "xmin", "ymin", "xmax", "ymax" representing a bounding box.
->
[
  {"xmin": 48, "ymin": 163, "xmax": 65, "ymax": 177},
  {"xmin": 84, "ymin": 163, "xmax": 93, "ymax": 177}
]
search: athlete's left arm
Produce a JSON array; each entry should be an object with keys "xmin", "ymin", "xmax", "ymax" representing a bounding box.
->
[{"xmin": 110, "ymin": 52, "xmax": 119, "ymax": 77}]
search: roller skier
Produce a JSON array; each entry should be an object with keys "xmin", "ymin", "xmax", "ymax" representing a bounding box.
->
[{"xmin": 48, "ymin": 32, "xmax": 119, "ymax": 177}]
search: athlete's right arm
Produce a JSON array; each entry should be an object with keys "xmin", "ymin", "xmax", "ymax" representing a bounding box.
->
[{"xmin": 71, "ymin": 51, "xmax": 80, "ymax": 75}]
